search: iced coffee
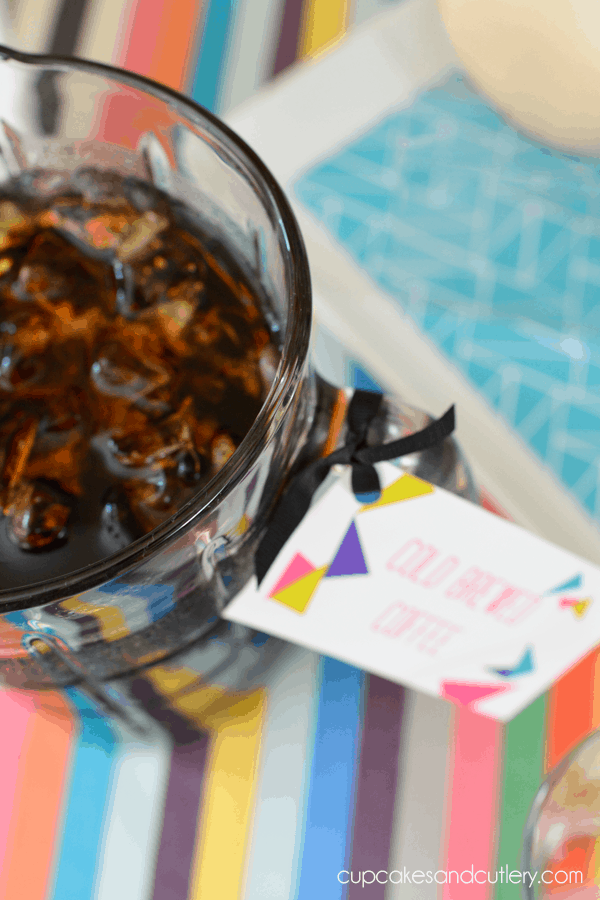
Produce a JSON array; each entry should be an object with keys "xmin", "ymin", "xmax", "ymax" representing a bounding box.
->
[{"xmin": 0, "ymin": 169, "xmax": 277, "ymax": 587}]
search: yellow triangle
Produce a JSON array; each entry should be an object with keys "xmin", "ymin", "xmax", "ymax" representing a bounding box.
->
[
  {"xmin": 359, "ymin": 473, "xmax": 434, "ymax": 512},
  {"xmin": 271, "ymin": 566, "xmax": 328, "ymax": 614},
  {"xmin": 573, "ymin": 598, "xmax": 592, "ymax": 618}
]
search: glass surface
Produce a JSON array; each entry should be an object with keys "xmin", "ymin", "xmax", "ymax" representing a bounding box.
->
[
  {"xmin": 0, "ymin": 46, "xmax": 314, "ymax": 685},
  {"xmin": 523, "ymin": 731, "xmax": 600, "ymax": 898},
  {"xmin": 0, "ymin": 48, "xmax": 478, "ymax": 689}
]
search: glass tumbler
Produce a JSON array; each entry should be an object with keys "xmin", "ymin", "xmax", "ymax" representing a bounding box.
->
[{"xmin": 0, "ymin": 46, "xmax": 477, "ymax": 692}]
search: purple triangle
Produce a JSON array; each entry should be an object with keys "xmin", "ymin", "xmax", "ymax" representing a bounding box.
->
[{"xmin": 326, "ymin": 521, "xmax": 369, "ymax": 577}]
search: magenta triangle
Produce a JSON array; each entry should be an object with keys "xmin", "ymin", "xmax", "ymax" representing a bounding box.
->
[
  {"xmin": 269, "ymin": 553, "xmax": 315, "ymax": 597},
  {"xmin": 326, "ymin": 521, "xmax": 369, "ymax": 577},
  {"xmin": 442, "ymin": 681, "xmax": 509, "ymax": 706}
]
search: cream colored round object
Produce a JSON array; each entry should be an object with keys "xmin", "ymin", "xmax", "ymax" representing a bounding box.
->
[{"xmin": 437, "ymin": 0, "xmax": 600, "ymax": 153}]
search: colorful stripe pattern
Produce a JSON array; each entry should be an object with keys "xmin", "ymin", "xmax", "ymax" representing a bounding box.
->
[
  {"xmin": 5, "ymin": 0, "xmax": 404, "ymax": 115},
  {"xmin": 443, "ymin": 708, "xmax": 503, "ymax": 900},
  {"xmin": 0, "ymin": 691, "xmax": 75, "ymax": 900},
  {"xmin": 0, "ymin": 643, "xmax": 423, "ymax": 899},
  {"xmin": 48, "ymin": 688, "xmax": 118, "ymax": 899},
  {"xmin": 0, "ymin": 619, "xmax": 599, "ymax": 899},
  {"xmin": 296, "ymin": 657, "xmax": 364, "ymax": 899}
]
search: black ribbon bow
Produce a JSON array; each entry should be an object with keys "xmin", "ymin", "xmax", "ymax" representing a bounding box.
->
[{"xmin": 255, "ymin": 390, "xmax": 455, "ymax": 584}]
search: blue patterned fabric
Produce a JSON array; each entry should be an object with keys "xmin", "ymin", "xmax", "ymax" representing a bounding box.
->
[{"xmin": 296, "ymin": 73, "xmax": 600, "ymax": 519}]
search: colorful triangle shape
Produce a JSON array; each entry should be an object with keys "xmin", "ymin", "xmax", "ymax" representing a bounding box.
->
[
  {"xmin": 359, "ymin": 473, "xmax": 434, "ymax": 512},
  {"xmin": 559, "ymin": 596, "xmax": 592, "ymax": 619},
  {"xmin": 326, "ymin": 521, "xmax": 369, "ymax": 577},
  {"xmin": 269, "ymin": 553, "xmax": 316, "ymax": 597},
  {"xmin": 270, "ymin": 566, "xmax": 328, "ymax": 614},
  {"xmin": 545, "ymin": 573, "xmax": 583, "ymax": 595},
  {"xmin": 489, "ymin": 646, "xmax": 535, "ymax": 678},
  {"xmin": 573, "ymin": 599, "xmax": 592, "ymax": 619},
  {"xmin": 441, "ymin": 681, "xmax": 510, "ymax": 707}
]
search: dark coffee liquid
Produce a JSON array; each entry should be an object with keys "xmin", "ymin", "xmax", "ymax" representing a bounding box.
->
[{"xmin": 0, "ymin": 170, "xmax": 278, "ymax": 589}]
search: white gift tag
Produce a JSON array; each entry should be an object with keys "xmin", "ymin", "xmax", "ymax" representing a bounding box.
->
[{"xmin": 223, "ymin": 464, "xmax": 600, "ymax": 721}]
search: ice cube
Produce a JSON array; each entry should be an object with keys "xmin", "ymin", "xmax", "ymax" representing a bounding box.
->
[
  {"xmin": 48, "ymin": 303, "xmax": 106, "ymax": 348},
  {"xmin": 107, "ymin": 397, "xmax": 196, "ymax": 469},
  {"xmin": 74, "ymin": 169, "xmax": 135, "ymax": 206},
  {"xmin": 36, "ymin": 401, "xmax": 85, "ymax": 452},
  {"xmin": 0, "ymin": 167, "xmax": 274, "ymax": 562},
  {"xmin": 6, "ymin": 479, "xmax": 70, "ymax": 551},
  {"xmin": 123, "ymin": 469, "xmax": 190, "ymax": 532},
  {"xmin": 140, "ymin": 297, "xmax": 197, "ymax": 354},
  {"xmin": 122, "ymin": 177, "xmax": 163, "ymax": 212},
  {"xmin": 91, "ymin": 341, "xmax": 170, "ymax": 401},
  {"xmin": 190, "ymin": 308, "xmax": 225, "ymax": 348},
  {"xmin": 211, "ymin": 432, "xmax": 236, "ymax": 472},
  {"xmin": 116, "ymin": 211, "xmax": 169, "ymax": 263},
  {"xmin": 25, "ymin": 430, "xmax": 84, "ymax": 497},
  {"xmin": 220, "ymin": 355, "xmax": 262, "ymax": 399},
  {"xmin": 100, "ymin": 484, "xmax": 144, "ymax": 550},
  {"xmin": 48, "ymin": 204, "xmax": 129, "ymax": 253},
  {"xmin": 176, "ymin": 448, "xmax": 203, "ymax": 484},
  {"xmin": 10, "ymin": 262, "xmax": 68, "ymax": 302},
  {"xmin": 1, "ymin": 307, "xmax": 54, "ymax": 355}
]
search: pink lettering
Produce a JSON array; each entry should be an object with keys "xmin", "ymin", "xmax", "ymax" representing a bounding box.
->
[
  {"xmin": 417, "ymin": 619, "xmax": 461, "ymax": 655},
  {"xmin": 371, "ymin": 601, "xmax": 419, "ymax": 637},
  {"xmin": 420, "ymin": 555, "xmax": 460, "ymax": 588},
  {"xmin": 486, "ymin": 586, "xmax": 540, "ymax": 624},
  {"xmin": 372, "ymin": 601, "xmax": 461, "ymax": 655},
  {"xmin": 386, "ymin": 538, "xmax": 439, "ymax": 581},
  {"xmin": 446, "ymin": 566, "xmax": 497, "ymax": 608},
  {"xmin": 383, "ymin": 536, "xmax": 541, "ymax": 627}
]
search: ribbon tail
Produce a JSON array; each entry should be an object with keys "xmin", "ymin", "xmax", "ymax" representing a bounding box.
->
[{"xmin": 255, "ymin": 457, "xmax": 331, "ymax": 585}]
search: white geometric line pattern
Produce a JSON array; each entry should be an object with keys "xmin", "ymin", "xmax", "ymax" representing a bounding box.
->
[{"xmin": 295, "ymin": 74, "xmax": 600, "ymax": 520}]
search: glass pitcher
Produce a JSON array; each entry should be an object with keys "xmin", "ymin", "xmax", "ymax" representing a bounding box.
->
[{"xmin": 0, "ymin": 45, "xmax": 477, "ymax": 692}]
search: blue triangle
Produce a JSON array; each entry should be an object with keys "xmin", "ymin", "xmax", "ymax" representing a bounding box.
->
[
  {"xmin": 338, "ymin": 216, "xmax": 365, "ymax": 243},
  {"xmin": 539, "ymin": 220, "xmax": 563, "ymax": 255},
  {"xmin": 326, "ymin": 521, "xmax": 369, "ymax": 578},
  {"xmin": 350, "ymin": 362, "xmax": 382, "ymax": 394},
  {"xmin": 494, "ymin": 235, "xmax": 520, "ymax": 268},
  {"xmin": 545, "ymin": 573, "xmax": 583, "ymax": 595},
  {"xmin": 514, "ymin": 385, "xmax": 546, "ymax": 427},
  {"xmin": 467, "ymin": 361, "xmax": 496, "ymax": 389},
  {"xmin": 561, "ymin": 453, "xmax": 590, "ymax": 488},
  {"xmin": 492, "ymin": 646, "xmax": 535, "ymax": 678},
  {"xmin": 430, "ymin": 274, "xmax": 477, "ymax": 300},
  {"xmin": 512, "ymin": 646, "xmax": 535, "ymax": 675},
  {"xmin": 351, "ymin": 145, "xmax": 388, "ymax": 165}
]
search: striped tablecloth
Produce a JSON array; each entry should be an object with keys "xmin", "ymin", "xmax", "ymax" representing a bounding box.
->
[
  {"xmin": 1, "ymin": 0, "xmax": 402, "ymax": 116},
  {"xmin": 3, "ymin": 623, "xmax": 600, "ymax": 899}
]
